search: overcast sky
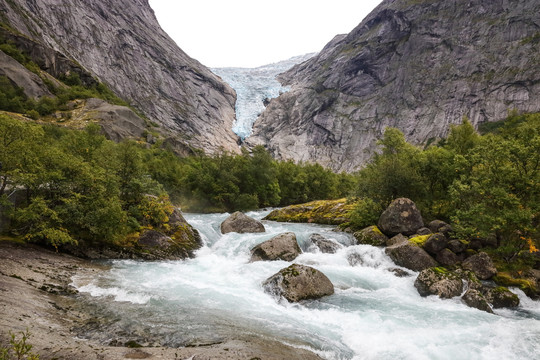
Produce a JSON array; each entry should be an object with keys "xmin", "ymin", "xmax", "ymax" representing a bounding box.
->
[{"xmin": 148, "ymin": 0, "xmax": 382, "ymax": 68}]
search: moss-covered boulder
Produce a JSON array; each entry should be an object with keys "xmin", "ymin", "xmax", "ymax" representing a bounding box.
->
[
  {"xmin": 378, "ymin": 198, "xmax": 424, "ymax": 236},
  {"xmin": 262, "ymin": 264, "xmax": 334, "ymax": 302},
  {"xmin": 414, "ymin": 267, "xmax": 464, "ymax": 298},
  {"xmin": 423, "ymin": 233, "xmax": 449, "ymax": 256},
  {"xmin": 263, "ymin": 199, "xmax": 354, "ymax": 225},
  {"xmin": 485, "ymin": 287, "xmax": 520, "ymax": 308},
  {"xmin": 462, "ymin": 252, "xmax": 497, "ymax": 280},
  {"xmin": 221, "ymin": 211, "xmax": 265, "ymax": 234},
  {"xmin": 250, "ymin": 232, "xmax": 302, "ymax": 262},
  {"xmin": 494, "ymin": 272, "xmax": 539, "ymax": 299},
  {"xmin": 353, "ymin": 226, "xmax": 388, "ymax": 246},
  {"xmin": 385, "ymin": 242, "xmax": 438, "ymax": 271}
]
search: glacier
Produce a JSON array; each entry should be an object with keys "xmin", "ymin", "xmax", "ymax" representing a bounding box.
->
[{"xmin": 212, "ymin": 54, "xmax": 315, "ymax": 140}]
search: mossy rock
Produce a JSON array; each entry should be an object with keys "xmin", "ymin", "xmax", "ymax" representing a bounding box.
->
[
  {"xmin": 409, "ymin": 235, "xmax": 430, "ymax": 247},
  {"xmin": 494, "ymin": 272, "xmax": 538, "ymax": 298},
  {"xmin": 353, "ymin": 225, "xmax": 388, "ymax": 246},
  {"xmin": 264, "ymin": 199, "xmax": 355, "ymax": 225}
]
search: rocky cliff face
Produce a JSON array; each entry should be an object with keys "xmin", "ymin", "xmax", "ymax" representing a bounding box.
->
[
  {"xmin": 0, "ymin": 0, "xmax": 239, "ymax": 154},
  {"xmin": 247, "ymin": 0, "xmax": 540, "ymax": 172}
]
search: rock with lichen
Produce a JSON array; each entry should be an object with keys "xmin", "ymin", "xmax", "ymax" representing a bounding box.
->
[
  {"xmin": 378, "ymin": 198, "xmax": 424, "ymax": 237},
  {"xmin": 250, "ymin": 232, "xmax": 301, "ymax": 262},
  {"xmin": 414, "ymin": 267, "xmax": 463, "ymax": 298},
  {"xmin": 262, "ymin": 264, "xmax": 334, "ymax": 302},
  {"xmin": 353, "ymin": 226, "xmax": 388, "ymax": 246}
]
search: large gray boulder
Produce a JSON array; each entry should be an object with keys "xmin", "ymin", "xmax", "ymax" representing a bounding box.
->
[
  {"xmin": 263, "ymin": 264, "xmax": 334, "ymax": 302},
  {"xmin": 353, "ymin": 226, "xmax": 388, "ymax": 246},
  {"xmin": 309, "ymin": 234, "xmax": 342, "ymax": 254},
  {"xmin": 485, "ymin": 287, "xmax": 520, "ymax": 308},
  {"xmin": 250, "ymin": 232, "xmax": 301, "ymax": 262},
  {"xmin": 221, "ymin": 212, "xmax": 265, "ymax": 234},
  {"xmin": 462, "ymin": 252, "xmax": 497, "ymax": 280},
  {"xmin": 377, "ymin": 198, "xmax": 424, "ymax": 237},
  {"xmin": 462, "ymin": 289, "xmax": 494, "ymax": 314},
  {"xmin": 414, "ymin": 268, "xmax": 463, "ymax": 299},
  {"xmin": 385, "ymin": 242, "xmax": 437, "ymax": 272}
]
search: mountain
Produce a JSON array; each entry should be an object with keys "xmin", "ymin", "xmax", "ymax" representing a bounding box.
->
[
  {"xmin": 0, "ymin": 0, "xmax": 239, "ymax": 154},
  {"xmin": 212, "ymin": 54, "xmax": 315, "ymax": 140},
  {"xmin": 246, "ymin": 0, "xmax": 540, "ymax": 172}
]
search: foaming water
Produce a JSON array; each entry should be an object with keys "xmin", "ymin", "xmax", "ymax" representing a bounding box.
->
[{"xmin": 72, "ymin": 210, "xmax": 540, "ymax": 359}]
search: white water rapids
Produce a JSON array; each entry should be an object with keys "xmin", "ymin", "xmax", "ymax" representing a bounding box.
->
[{"xmin": 73, "ymin": 210, "xmax": 540, "ymax": 359}]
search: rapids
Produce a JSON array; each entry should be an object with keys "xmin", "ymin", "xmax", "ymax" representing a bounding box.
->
[{"xmin": 73, "ymin": 210, "xmax": 540, "ymax": 359}]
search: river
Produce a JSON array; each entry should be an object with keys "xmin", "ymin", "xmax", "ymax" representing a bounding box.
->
[{"xmin": 72, "ymin": 210, "xmax": 540, "ymax": 359}]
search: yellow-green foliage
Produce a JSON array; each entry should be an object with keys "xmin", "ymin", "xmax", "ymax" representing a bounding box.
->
[
  {"xmin": 409, "ymin": 235, "xmax": 430, "ymax": 247},
  {"xmin": 264, "ymin": 198, "xmax": 355, "ymax": 225}
]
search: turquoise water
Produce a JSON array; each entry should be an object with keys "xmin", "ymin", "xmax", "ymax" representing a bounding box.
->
[{"xmin": 73, "ymin": 210, "xmax": 540, "ymax": 359}]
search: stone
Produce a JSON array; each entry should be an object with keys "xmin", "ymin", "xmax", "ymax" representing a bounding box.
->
[
  {"xmin": 435, "ymin": 249, "xmax": 460, "ymax": 267},
  {"xmin": 462, "ymin": 289, "xmax": 494, "ymax": 314},
  {"xmin": 388, "ymin": 268, "xmax": 411, "ymax": 277},
  {"xmin": 386, "ymin": 233, "xmax": 408, "ymax": 247},
  {"xmin": 353, "ymin": 226, "xmax": 388, "ymax": 246},
  {"xmin": 428, "ymin": 220, "xmax": 452, "ymax": 235},
  {"xmin": 377, "ymin": 198, "xmax": 424, "ymax": 237},
  {"xmin": 462, "ymin": 252, "xmax": 497, "ymax": 280},
  {"xmin": 263, "ymin": 199, "xmax": 354, "ymax": 225},
  {"xmin": 447, "ymin": 240, "xmax": 468, "ymax": 254},
  {"xmin": 309, "ymin": 234, "xmax": 342, "ymax": 254},
  {"xmin": 262, "ymin": 264, "xmax": 334, "ymax": 302},
  {"xmin": 245, "ymin": 0, "xmax": 540, "ymax": 172},
  {"xmin": 220, "ymin": 212, "xmax": 265, "ymax": 234},
  {"xmin": 423, "ymin": 233, "xmax": 449, "ymax": 256},
  {"xmin": 485, "ymin": 287, "xmax": 520, "ymax": 308},
  {"xmin": 138, "ymin": 229, "xmax": 173, "ymax": 249},
  {"xmin": 414, "ymin": 268, "xmax": 464, "ymax": 298},
  {"xmin": 479, "ymin": 234, "xmax": 498, "ymax": 248},
  {"xmin": 250, "ymin": 232, "xmax": 301, "ymax": 262},
  {"xmin": 416, "ymin": 227, "xmax": 432, "ymax": 236},
  {"xmin": 385, "ymin": 242, "xmax": 437, "ymax": 272}
]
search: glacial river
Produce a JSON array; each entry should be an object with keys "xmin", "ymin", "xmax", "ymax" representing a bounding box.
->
[{"xmin": 73, "ymin": 210, "xmax": 540, "ymax": 359}]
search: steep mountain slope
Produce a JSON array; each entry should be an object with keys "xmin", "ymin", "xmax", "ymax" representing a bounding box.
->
[
  {"xmin": 247, "ymin": 0, "xmax": 540, "ymax": 172},
  {"xmin": 0, "ymin": 0, "xmax": 239, "ymax": 154}
]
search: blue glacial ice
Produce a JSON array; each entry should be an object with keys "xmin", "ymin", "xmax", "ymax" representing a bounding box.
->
[{"xmin": 212, "ymin": 53, "xmax": 315, "ymax": 140}]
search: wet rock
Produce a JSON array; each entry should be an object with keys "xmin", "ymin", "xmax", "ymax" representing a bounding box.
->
[
  {"xmin": 353, "ymin": 226, "xmax": 388, "ymax": 246},
  {"xmin": 414, "ymin": 268, "xmax": 463, "ymax": 299},
  {"xmin": 462, "ymin": 289, "xmax": 494, "ymax": 314},
  {"xmin": 250, "ymin": 232, "xmax": 301, "ymax": 262},
  {"xmin": 485, "ymin": 287, "xmax": 520, "ymax": 308},
  {"xmin": 435, "ymin": 248, "xmax": 460, "ymax": 267},
  {"xmin": 378, "ymin": 198, "xmax": 424, "ymax": 237},
  {"xmin": 385, "ymin": 242, "xmax": 437, "ymax": 272},
  {"xmin": 309, "ymin": 234, "xmax": 342, "ymax": 254},
  {"xmin": 389, "ymin": 268, "xmax": 411, "ymax": 277},
  {"xmin": 386, "ymin": 233, "xmax": 408, "ymax": 247},
  {"xmin": 423, "ymin": 233, "xmax": 449, "ymax": 256},
  {"xmin": 221, "ymin": 212, "xmax": 265, "ymax": 234},
  {"xmin": 462, "ymin": 252, "xmax": 497, "ymax": 280},
  {"xmin": 262, "ymin": 264, "xmax": 334, "ymax": 302}
]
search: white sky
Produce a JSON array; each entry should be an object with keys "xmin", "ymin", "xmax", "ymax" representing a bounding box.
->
[{"xmin": 148, "ymin": 0, "xmax": 382, "ymax": 68}]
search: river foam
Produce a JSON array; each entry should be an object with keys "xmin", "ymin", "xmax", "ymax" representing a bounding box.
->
[{"xmin": 73, "ymin": 210, "xmax": 540, "ymax": 359}]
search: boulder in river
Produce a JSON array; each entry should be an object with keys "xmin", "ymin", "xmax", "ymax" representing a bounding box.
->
[
  {"xmin": 385, "ymin": 242, "xmax": 438, "ymax": 271},
  {"xmin": 220, "ymin": 211, "xmax": 265, "ymax": 234},
  {"xmin": 309, "ymin": 233, "xmax": 342, "ymax": 254},
  {"xmin": 462, "ymin": 289, "xmax": 494, "ymax": 313},
  {"xmin": 263, "ymin": 264, "xmax": 334, "ymax": 302},
  {"xmin": 353, "ymin": 226, "xmax": 388, "ymax": 246},
  {"xmin": 414, "ymin": 267, "xmax": 463, "ymax": 298},
  {"xmin": 250, "ymin": 232, "xmax": 302, "ymax": 262},
  {"xmin": 377, "ymin": 198, "xmax": 424, "ymax": 236},
  {"xmin": 462, "ymin": 252, "xmax": 497, "ymax": 280}
]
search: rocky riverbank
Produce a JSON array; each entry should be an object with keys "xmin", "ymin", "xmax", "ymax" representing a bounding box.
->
[{"xmin": 0, "ymin": 240, "xmax": 323, "ymax": 359}]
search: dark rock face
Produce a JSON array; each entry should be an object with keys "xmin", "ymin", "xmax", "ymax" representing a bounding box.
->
[
  {"xmin": 220, "ymin": 212, "xmax": 265, "ymax": 234},
  {"xmin": 386, "ymin": 233, "xmax": 408, "ymax": 247},
  {"xmin": 462, "ymin": 289, "xmax": 494, "ymax": 314},
  {"xmin": 0, "ymin": 50, "xmax": 52, "ymax": 99},
  {"xmin": 0, "ymin": 0, "xmax": 239, "ymax": 154},
  {"xmin": 309, "ymin": 234, "xmax": 342, "ymax": 254},
  {"xmin": 485, "ymin": 287, "xmax": 520, "ymax": 308},
  {"xmin": 385, "ymin": 242, "xmax": 437, "ymax": 272},
  {"xmin": 378, "ymin": 198, "xmax": 424, "ymax": 236},
  {"xmin": 246, "ymin": 0, "xmax": 540, "ymax": 172},
  {"xmin": 435, "ymin": 248, "xmax": 460, "ymax": 267},
  {"xmin": 353, "ymin": 226, "xmax": 388, "ymax": 246},
  {"xmin": 263, "ymin": 264, "xmax": 334, "ymax": 302},
  {"xmin": 250, "ymin": 232, "xmax": 301, "ymax": 262},
  {"xmin": 447, "ymin": 240, "xmax": 468, "ymax": 254},
  {"xmin": 414, "ymin": 268, "xmax": 463, "ymax": 299},
  {"xmin": 428, "ymin": 220, "xmax": 452, "ymax": 235},
  {"xmin": 462, "ymin": 252, "xmax": 497, "ymax": 280}
]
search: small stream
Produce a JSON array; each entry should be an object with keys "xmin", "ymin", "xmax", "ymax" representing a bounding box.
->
[{"xmin": 72, "ymin": 210, "xmax": 540, "ymax": 359}]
